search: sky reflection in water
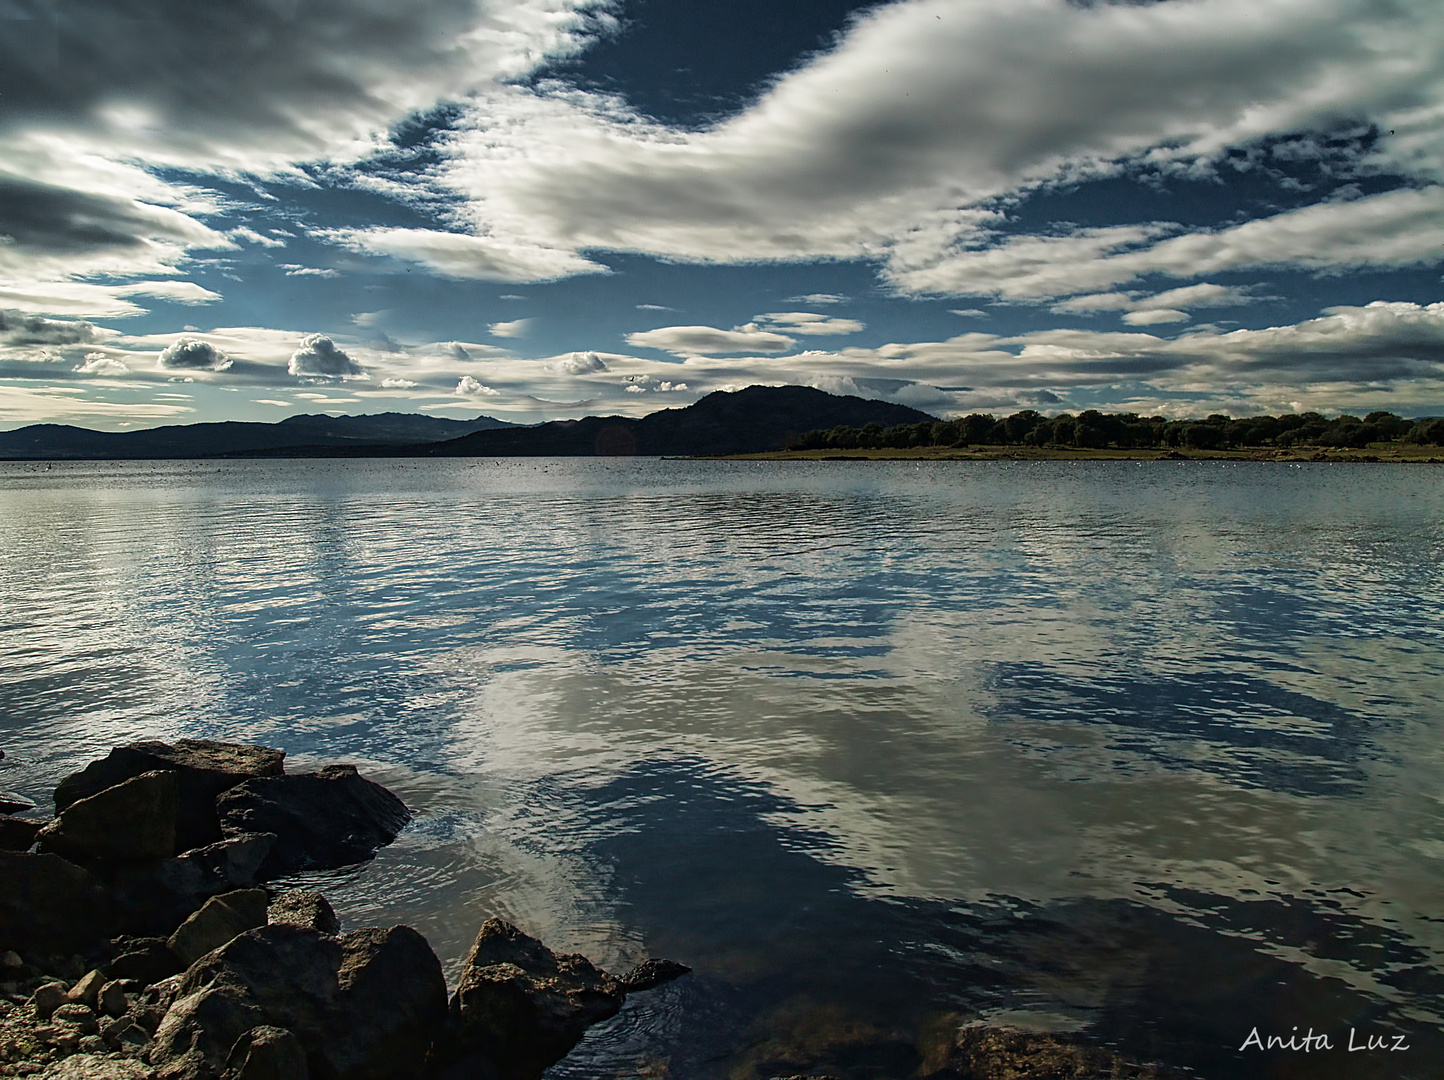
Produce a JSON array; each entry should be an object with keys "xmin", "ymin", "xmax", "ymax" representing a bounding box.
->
[{"xmin": 0, "ymin": 458, "xmax": 1441, "ymax": 1078}]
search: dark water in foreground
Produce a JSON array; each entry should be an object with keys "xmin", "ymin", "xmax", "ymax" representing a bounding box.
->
[{"xmin": 1, "ymin": 458, "xmax": 1442, "ymax": 1079}]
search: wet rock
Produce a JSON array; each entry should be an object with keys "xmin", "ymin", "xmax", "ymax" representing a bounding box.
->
[
  {"xmin": 216, "ymin": 765, "xmax": 410, "ymax": 878},
  {"xmin": 0, "ymin": 814, "xmax": 44, "ymax": 850},
  {"xmin": 448, "ymin": 917, "xmax": 626, "ymax": 1080},
  {"xmin": 267, "ymin": 891, "xmax": 339, "ymax": 937},
  {"xmin": 36, "ymin": 770, "xmax": 180, "ymax": 865},
  {"xmin": 321, "ymin": 926, "xmax": 448, "ymax": 1080},
  {"xmin": 37, "ymin": 1053, "xmax": 151, "ymax": 1078},
  {"xmin": 0, "ymin": 851, "xmax": 113, "ymax": 955},
  {"xmin": 0, "ymin": 792, "xmax": 36, "ymax": 815},
  {"xmin": 54, "ymin": 740, "xmax": 285, "ymax": 853},
  {"xmin": 619, "ymin": 957, "xmax": 691, "ymax": 992},
  {"xmin": 221, "ymin": 1025, "xmax": 308, "ymax": 1080},
  {"xmin": 168, "ymin": 890, "xmax": 270, "ymax": 967},
  {"xmin": 948, "ymin": 1025, "xmax": 1179, "ymax": 1079},
  {"xmin": 106, "ymin": 937, "xmax": 184, "ymax": 985},
  {"xmin": 109, "ymin": 832, "xmax": 275, "ymax": 937}
]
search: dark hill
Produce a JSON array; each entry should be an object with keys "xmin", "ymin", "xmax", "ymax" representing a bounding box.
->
[
  {"xmin": 422, "ymin": 385, "xmax": 937, "ymax": 457},
  {"xmin": 0, "ymin": 412, "xmax": 513, "ymax": 460}
]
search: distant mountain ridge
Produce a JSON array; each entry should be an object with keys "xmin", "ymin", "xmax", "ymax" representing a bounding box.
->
[
  {"xmin": 0, "ymin": 412, "xmax": 514, "ymax": 460},
  {"xmin": 410, "ymin": 385, "xmax": 936, "ymax": 458},
  {"xmin": 0, "ymin": 387, "xmax": 936, "ymax": 460}
]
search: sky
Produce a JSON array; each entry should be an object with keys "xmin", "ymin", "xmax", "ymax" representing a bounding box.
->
[{"xmin": 2, "ymin": 0, "xmax": 1443, "ymax": 430}]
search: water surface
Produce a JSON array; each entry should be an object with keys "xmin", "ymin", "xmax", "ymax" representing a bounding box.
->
[{"xmin": 1, "ymin": 458, "xmax": 1441, "ymax": 1078}]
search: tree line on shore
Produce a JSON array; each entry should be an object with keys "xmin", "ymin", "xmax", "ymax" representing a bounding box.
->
[{"xmin": 789, "ymin": 409, "xmax": 1444, "ymax": 451}]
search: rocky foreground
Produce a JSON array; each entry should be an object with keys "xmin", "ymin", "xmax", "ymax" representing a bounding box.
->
[{"xmin": 1, "ymin": 740, "xmax": 1179, "ymax": 1080}]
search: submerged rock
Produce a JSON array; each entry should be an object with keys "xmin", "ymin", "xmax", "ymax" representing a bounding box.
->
[
  {"xmin": 447, "ymin": 917, "xmax": 626, "ymax": 1080},
  {"xmin": 947, "ymin": 1025, "xmax": 1179, "ymax": 1079},
  {"xmin": 37, "ymin": 770, "xmax": 180, "ymax": 865},
  {"xmin": 619, "ymin": 957, "xmax": 691, "ymax": 992},
  {"xmin": 54, "ymin": 740, "xmax": 285, "ymax": 853},
  {"xmin": 216, "ymin": 765, "xmax": 410, "ymax": 878},
  {"xmin": 0, "ymin": 851, "xmax": 113, "ymax": 955}
]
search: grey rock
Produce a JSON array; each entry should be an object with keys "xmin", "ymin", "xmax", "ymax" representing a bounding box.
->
[
  {"xmin": 1, "ymin": 948, "xmax": 21, "ymax": 968},
  {"xmin": 322, "ymin": 925, "xmax": 448, "ymax": 1080},
  {"xmin": 109, "ymin": 832, "xmax": 275, "ymax": 937},
  {"xmin": 0, "ymin": 851, "xmax": 113, "ymax": 955},
  {"xmin": 221, "ymin": 1025, "xmax": 309, "ymax": 1080},
  {"xmin": 0, "ymin": 791, "xmax": 36, "ymax": 814},
  {"xmin": 68, "ymin": 969, "xmax": 107, "ymax": 1009},
  {"xmin": 38, "ymin": 1053, "xmax": 150, "ymax": 1079},
  {"xmin": 153, "ymin": 985, "xmax": 269, "ymax": 1080},
  {"xmin": 168, "ymin": 889, "xmax": 270, "ymax": 967},
  {"xmin": 267, "ymin": 890, "xmax": 339, "ymax": 936},
  {"xmin": 32, "ymin": 980, "xmax": 69, "ymax": 1019},
  {"xmin": 107, "ymin": 937, "xmax": 184, "ymax": 985},
  {"xmin": 0, "ymin": 815, "xmax": 44, "ymax": 850},
  {"xmin": 52, "ymin": 1001, "xmax": 99, "ymax": 1033},
  {"xmin": 55, "ymin": 740, "xmax": 285, "ymax": 852},
  {"xmin": 97, "ymin": 978, "xmax": 131, "ymax": 1017},
  {"xmin": 619, "ymin": 957, "xmax": 691, "ymax": 992},
  {"xmin": 128, "ymin": 973, "xmax": 184, "ymax": 1034},
  {"xmin": 37, "ymin": 769, "xmax": 180, "ymax": 865},
  {"xmin": 217, "ymin": 765, "xmax": 410, "ymax": 878},
  {"xmin": 448, "ymin": 917, "xmax": 626, "ymax": 1080},
  {"xmin": 100, "ymin": 1013, "xmax": 149, "ymax": 1051}
]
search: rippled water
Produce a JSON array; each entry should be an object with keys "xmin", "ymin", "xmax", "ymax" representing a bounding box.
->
[{"xmin": 2, "ymin": 458, "xmax": 1442, "ymax": 1078}]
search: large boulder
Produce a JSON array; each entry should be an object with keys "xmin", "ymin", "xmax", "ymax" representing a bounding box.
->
[
  {"xmin": 37, "ymin": 769, "xmax": 180, "ymax": 865},
  {"xmin": 321, "ymin": 926, "xmax": 449, "ymax": 1080},
  {"xmin": 150, "ymin": 922, "xmax": 447, "ymax": 1080},
  {"xmin": 447, "ymin": 918, "xmax": 627, "ymax": 1080},
  {"xmin": 55, "ymin": 740, "xmax": 285, "ymax": 852},
  {"xmin": 109, "ymin": 832, "xmax": 275, "ymax": 937},
  {"xmin": 168, "ymin": 890, "xmax": 270, "ymax": 967},
  {"xmin": 0, "ymin": 814, "xmax": 44, "ymax": 850},
  {"xmin": 0, "ymin": 850, "xmax": 113, "ymax": 955},
  {"xmin": 267, "ymin": 891, "xmax": 340, "ymax": 937},
  {"xmin": 216, "ymin": 765, "xmax": 410, "ymax": 878}
]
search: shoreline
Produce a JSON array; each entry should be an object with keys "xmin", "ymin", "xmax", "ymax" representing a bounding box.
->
[{"xmin": 715, "ymin": 445, "xmax": 1444, "ymax": 463}]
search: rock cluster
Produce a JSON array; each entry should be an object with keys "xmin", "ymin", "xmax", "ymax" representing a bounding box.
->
[{"xmin": 0, "ymin": 740, "xmax": 688, "ymax": 1080}]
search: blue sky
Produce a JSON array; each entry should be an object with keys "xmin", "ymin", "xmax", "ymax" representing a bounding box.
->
[{"xmin": 1, "ymin": 0, "xmax": 1442, "ymax": 429}]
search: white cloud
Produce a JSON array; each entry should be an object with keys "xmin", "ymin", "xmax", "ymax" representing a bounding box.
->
[
  {"xmin": 950, "ymin": 309, "xmax": 988, "ymax": 318},
  {"xmin": 317, "ymin": 227, "xmax": 607, "ymax": 282},
  {"xmin": 1123, "ymin": 309, "xmax": 1191, "ymax": 326},
  {"xmin": 73, "ymin": 353, "xmax": 131, "ymax": 376},
  {"xmin": 231, "ymin": 227, "xmax": 286, "ymax": 249},
  {"xmin": 282, "ymin": 266, "xmax": 340, "ymax": 278},
  {"xmin": 548, "ymin": 351, "xmax": 609, "ymax": 375},
  {"xmin": 787, "ymin": 294, "xmax": 849, "ymax": 305},
  {"xmin": 626, "ymin": 325, "xmax": 796, "ymax": 355},
  {"xmin": 158, "ymin": 338, "xmax": 231, "ymax": 372},
  {"xmin": 381, "ymin": 377, "xmax": 418, "ymax": 389},
  {"xmin": 456, "ymin": 375, "xmax": 500, "ymax": 396},
  {"xmin": 752, "ymin": 312, "xmax": 866, "ymax": 336},
  {"xmin": 289, "ymin": 333, "xmax": 366, "ymax": 378},
  {"xmin": 489, "ymin": 318, "xmax": 535, "ymax": 339},
  {"xmin": 427, "ymin": 0, "xmax": 1444, "ymax": 291}
]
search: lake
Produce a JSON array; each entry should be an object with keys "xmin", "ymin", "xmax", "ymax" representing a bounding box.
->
[{"xmin": 1, "ymin": 458, "xmax": 1441, "ymax": 1078}]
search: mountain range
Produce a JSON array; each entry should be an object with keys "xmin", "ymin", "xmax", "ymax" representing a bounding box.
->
[{"xmin": 0, "ymin": 387, "xmax": 936, "ymax": 460}]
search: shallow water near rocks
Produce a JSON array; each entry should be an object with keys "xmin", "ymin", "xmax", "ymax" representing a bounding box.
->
[{"xmin": 1, "ymin": 457, "xmax": 1442, "ymax": 1079}]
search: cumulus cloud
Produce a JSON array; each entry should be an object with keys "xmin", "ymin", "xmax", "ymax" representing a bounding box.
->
[
  {"xmin": 456, "ymin": 375, "xmax": 500, "ymax": 395},
  {"xmin": 752, "ymin": 312, "xmax": 866, "ymax": 336},
  {"xmin": 288, "ymin": 334, "xmax": 365, "ymax": 378},
  {"xmin": 73, "ymin": 353, "xmax": 130, "ymax": 376},
  {"xmin": 489, "ymin": 318, "xmax": 535, "ymax": 339},
  {"xmin": 427, "ymin": 0, "xmax": 1444, "ymax": 292},
  {"xmin": 380, "ymin": 377, "xmax": 417, "ymax": 389},
  {"xmin": 626, "ymin": 325, "xmax": 796, "ymax": 355},
  {"xmin": 548, "ymin": 351, "xmax": 609, "ymax": 375},
  {"xmin": 158, "ymin": 338, "xmax": 231, "ymax": 372},
  {"xmin": 0, "ymin": 310, "xmax": 95, "ymax": 346}
]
